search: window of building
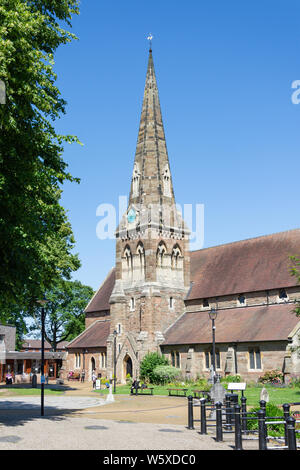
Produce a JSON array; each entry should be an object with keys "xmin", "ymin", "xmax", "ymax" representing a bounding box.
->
[
  {"xmin": 202, "ymin": 298, "xmax": 209, "ymax": 308},
  {"xmin": 117, "ymin": 323, "xmax": 121, "ymax": 334},
  {"xmin": 205, "ymin": 349, "xmax": 220, "ymax": 369},
  {"xmin": 249, "ymin": 348, "xmax": 262, "ymax": 370},
  {"xmin": 171, "ymin": 350, "xmax": 181, "ymax": 368},
  {"xmin": 238, "ymin": 294, "xmax": 246, "ymax": 305},
  {"xmin": 278, "ymin": 289, "xmax": 288, "ymax": 301},
  {"xmin": 169, "ymin": 297, "xmax": 174, "ymax": 310},
  {"xmin": 130, "ymin": 298, "xmax": 135, "ymax": 311},
  {"xmin": 75, "ymin": 353, "xmax": 81, "ymax": 369}
]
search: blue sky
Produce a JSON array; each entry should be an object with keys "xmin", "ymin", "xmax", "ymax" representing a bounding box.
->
[{"xmin": 54, "ymin": 0, "xmax": 300, "ymax": 291}]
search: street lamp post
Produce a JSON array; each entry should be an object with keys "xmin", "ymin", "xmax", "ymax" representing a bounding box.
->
[
  {"xmin": 113, "ymin": 330, "xmax": 117, "ymax": 393},
  {"xmin": 37, "ymin": 296, "xmax": 48, "ymax": 416},
  {"xmin": 209, "ymin": 307, "xmax": 218, "ymax": 383}
]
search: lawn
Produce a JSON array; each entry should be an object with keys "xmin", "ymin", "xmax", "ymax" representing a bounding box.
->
[
  {"xmin": 0, "ymin": 386, "xmax": 64, "ymax": 396},
  {"xmin": 95, "ymin": 383, "xmax": 300, "ymax": 408}
]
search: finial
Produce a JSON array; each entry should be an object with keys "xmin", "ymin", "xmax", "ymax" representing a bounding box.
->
[{"xmin": 147, "ymin": 33, "xmax": 153, "ymax": 51}]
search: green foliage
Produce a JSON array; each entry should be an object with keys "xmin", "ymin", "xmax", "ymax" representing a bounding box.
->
[
  {"xmin": 152, "ymin": 365, "xmax": 182, "ymax": 385},
  {"xmin": 287, "ymin": 375, "xmax": 300, "ymax": 388},
  {"xmin": 0, "ymin": 0, "xmax": 81, "ymax": 310},
  {"xmin": 258, "ymin": 370, "xmax": 284, "ymax": 385},
  {"xmin": 247, "ymin": 403, "xmax": 285, "ymax": 437},
  {"xmin": 221, "ymin": 374, "xmax": 241, "ymax": 384},
  {"xmin": 139, "ymin": 352, "xmax": 169, "ymax": 383},
  {"xmin": 28, "ymin": 279, "xmax": 94, "ymax": 348}
]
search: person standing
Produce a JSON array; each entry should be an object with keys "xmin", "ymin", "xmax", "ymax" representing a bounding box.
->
[
  {"xmin": 81, "ymin": 370, "xmax": 85, "ymax": 383},
  {"xmin": 92, "ymin": 370, "xmax": 97, "ymax": 389}
]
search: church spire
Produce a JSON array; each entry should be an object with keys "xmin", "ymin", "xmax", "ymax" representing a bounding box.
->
[{"xmin": 128, "ymin": 48, "xmax": 175, "ymax": 208}]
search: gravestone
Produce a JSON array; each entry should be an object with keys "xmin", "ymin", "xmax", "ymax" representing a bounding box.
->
[
  {"xmin": 209, "ymin": 375, "xmax": 226, "ymax": 418},
  {"xmin": 260, "ymin": 387, "xmax": 269, "ymax": 403}
]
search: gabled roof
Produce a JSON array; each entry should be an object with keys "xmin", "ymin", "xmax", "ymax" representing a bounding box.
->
[
  {"xmin": 66, "ymin": 320, "xmax": 110, "ymax": 349},
  {"xmin": 162, "ymin": 303, "xmax": 300, "ymax": 346},
  {"xmin": 188, "ymin": 229, "xmax": 300, "ymax": 300},
  {"xmin": 85, "ymin": 268, "xmax": 115, "ymax": 314}
]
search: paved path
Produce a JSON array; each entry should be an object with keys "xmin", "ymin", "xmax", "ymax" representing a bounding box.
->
[
  {"xmin": 0, "ymin": 396, "xmax": 107, "ymax": 410},
  {"xmin": 0, "ymin": 415, "xmax": 232, "ymax": 450}
]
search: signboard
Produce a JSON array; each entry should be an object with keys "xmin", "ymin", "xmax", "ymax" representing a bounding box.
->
[
  {"xmin": 227, "ymin": 382, "xmax": 246, "ymax": 391},
  {"xmin": 96, "ymin": 379, "xmax": 101, "ymax": 390},
  {"xmin": 40, "ymin": 375, "xmax": 45, "ymax": 384}
]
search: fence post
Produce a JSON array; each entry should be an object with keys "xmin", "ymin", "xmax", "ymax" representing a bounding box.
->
[
  {"xmin": 187, "ymin": 395, "xmax": 194, "ymax": 430},
  {"xmin": 241, "ymin": 396, "xmax": 247, "ymax": 435},
  {"xmin": 257, "ymin": 409, "xmax": 267, "ymax": 450},
  {"xmin": 216, "ymin": 401, "xmax": 223, "ymax": 442},
  {"xmin": 225, "ymin": 393, "xmax": 232, "ymax": 431},
  {"xmin": 200, "ymin": 398, "xmax": 207, "ymax": 434},
  {"xmin": 234, "ymin": 404, "xmax": 243, "ymax": 450},
  {"xmin": 282, "ymin": 403, "xmax": 290, "ymax": 447},
  {"xmin": 286, "ymin": 415, "xmax": 297, "ymax": 450}
]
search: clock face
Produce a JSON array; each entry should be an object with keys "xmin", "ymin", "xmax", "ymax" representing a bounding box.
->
[{"xmin": 127, "ymin": 208, "xmax": 136, "ymax": 224}]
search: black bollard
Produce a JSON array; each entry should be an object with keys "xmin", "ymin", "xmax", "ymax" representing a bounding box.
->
[
  {"xmin": 216, "ymin": 401, "xmax": 223, "ymax": 442},
  {"xmin": 234, "ymin": 404, "xmax": 243, "ymax": 450},
  {"xmin": 187, "ymin": 395, "xmax": 194, "ymax": 430},
  {"xmin": 257, "ymin": 409, "xmax": 267, "ymax": 450},
  {"xmin": 286, "ymin": 415, "xmax": 297, "ymax": 450},
  {"xmin": 282, "ymin": 403, "xmax": 290, "ymax": 447},
  {"xmin": 225, "ymin": 393, "xmax": 232, "ymax": 431},
  {"xmin": 200, "ymin": 398, "xmax": 207, "ymax": 435},
  {"xmin": 31, "ymin": 373, "xmax": 37, "ymax": 388},
  {"xmin": 241, "ymin": 396, "xmax": 248, "ymax": 435}
]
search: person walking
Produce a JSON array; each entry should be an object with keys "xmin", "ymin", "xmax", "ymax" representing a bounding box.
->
[{"xmin": 92, "ymin": 370, "xmax": 97, "ymax": 389}]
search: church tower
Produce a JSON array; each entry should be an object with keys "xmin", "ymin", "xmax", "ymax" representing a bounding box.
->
[{"xmin": 107, "ymin": 47, "xmax": 190, "ymax": 382}]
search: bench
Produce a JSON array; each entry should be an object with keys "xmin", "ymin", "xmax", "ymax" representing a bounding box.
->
[
  {"xmin": 227, "ymin": 382, "xmax": 246, "ymax": 397},
  {"xmin": 167, "ymin": 388, "xmax": 188, "ymax": 397},
  {"xmin": 135, "ymin": 387, "xmax": 154, "ymax": 396},
  {"xmin": 193, "ymin": 389, "xmax": 211, "ymax": 401},
  {"xmin": 67, "ymin": 373, "xmax": 80, "ymax": 381}
]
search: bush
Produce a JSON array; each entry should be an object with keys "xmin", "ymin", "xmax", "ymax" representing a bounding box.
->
[
  {"xmin": 221, "ymin": 375, "xmax": 241, "ymax": 384},
  {"xmin": 247, "ymin": 403, "xmax": 285, "ymax": 437},
  {"xmin": 152, "ymin": 365, "xmax": 182, "ymax": 385},
  {"xmin": 258, "ymin": 370, "xmax": 284, "ymax": 385},
  {"xmin": 140, "ymin": 352, "xmax": 169, "ymax": 383}
]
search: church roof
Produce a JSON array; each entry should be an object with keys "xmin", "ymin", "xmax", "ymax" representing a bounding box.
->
[
  {"xmin": 84, "ymin": 229, "xmax": 300, "ymax": 314},
  {"xmin": 67, "ymin": 320, "xmax": 110, "ymax": 349},
  {"xmin": 188, "ymin": 228, "xmax": 300, "ymax": 300},
  {"xmin": 84, "ymin": 268, "xmax": 115, "ymax": 313},
  {"xmin": 162, "ymin": 303, "xmax": 299, "ymax": 346}
]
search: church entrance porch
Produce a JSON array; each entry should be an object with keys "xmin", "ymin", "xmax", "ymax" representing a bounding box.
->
[{"xmin": 123, "ymin": 354, "xmax": 133, "ymax": 382}]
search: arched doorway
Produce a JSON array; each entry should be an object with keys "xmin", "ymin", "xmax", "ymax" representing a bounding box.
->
[
  {"xmin": 123, "ymin": 354, "xmax": 133, "ymax": 381},
  {"xmin": 91, "ymin": 357, "xmax": 95, "ymax": 380}
]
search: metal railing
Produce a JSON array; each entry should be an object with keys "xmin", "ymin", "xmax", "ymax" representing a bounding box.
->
[{"xmin": 187, "ymin": 394, "xmax": 300, "ymax": 451}]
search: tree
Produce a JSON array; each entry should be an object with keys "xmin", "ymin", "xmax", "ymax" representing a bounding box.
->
[
  {"xmin": 0, "ymin": 0, "xmax": 81, "ymax": 310},
  {"xmin": 29, "ymin": 279, "xmax": 94, "ymax": 350},
  {"xmin": 140, "ymin": 352, "xmax": 169, "ymax": 383}
]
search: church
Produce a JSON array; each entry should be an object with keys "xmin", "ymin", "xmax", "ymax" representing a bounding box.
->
[{"xmin": 64, "ymin": 48, "xmax": 300, "ymax": 384}]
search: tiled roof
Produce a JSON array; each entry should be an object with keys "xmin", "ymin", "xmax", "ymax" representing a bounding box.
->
[
  {"xmin": 66, "ymin": 320, "xmax": 110, "ymax": 349},
  {"xmin": 85, "ymin": 268, "xmax": 115, "ymax": 313},
  {"xmin": 22, "ymin": 340, "xmax": 68, "ymax": 350},
  {"xmin": 188, "ymin": 229, "xmax": 300, "ymax": 300},
  {"xmin": 162, "ymin": 303, "xmax": 300, "ymax": 346}
]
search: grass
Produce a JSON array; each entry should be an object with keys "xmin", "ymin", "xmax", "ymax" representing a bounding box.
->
[
  {"xmin": 95, "ymin": 383, "xmax": 300, "ymax": 408},
  {"xmin": 0, "ymin": 386, "xmax": 64, "ymax": 396}
]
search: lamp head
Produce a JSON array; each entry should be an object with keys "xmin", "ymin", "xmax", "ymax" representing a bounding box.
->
[{"xmin": 209, "ymin": 308, "xmax": 217, "ymax": 321}]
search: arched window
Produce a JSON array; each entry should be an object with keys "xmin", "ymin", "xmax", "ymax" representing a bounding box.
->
[
  {"xmin": 162, "ymin": 164, "xmax": 171, "ymax": 197},
  {"xmin": 156, "ymin": 241, "xmax": 167, "ymax": 267},
  {"xmin": 132, "ymin": 163, "xmax": 140, "ymax": 197},
  {"xmin": 123, "ymin": 245, "xmax": 133, "ymax": 280},
  {"xmin": 238, "ymin": 294, "xmax": 246, "ymax": 306},
  {"xmin": 136, "ymin": 242, "xmax": 145, "ymax": 278},
  {"xmin": 171, "ymin": 244, "xmax": 181, "ymax": 269}
]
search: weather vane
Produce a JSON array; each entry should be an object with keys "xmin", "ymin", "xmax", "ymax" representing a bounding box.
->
[{"xmin": 147, "ymin": 33, "xmax": 153, "ymax": 50}]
